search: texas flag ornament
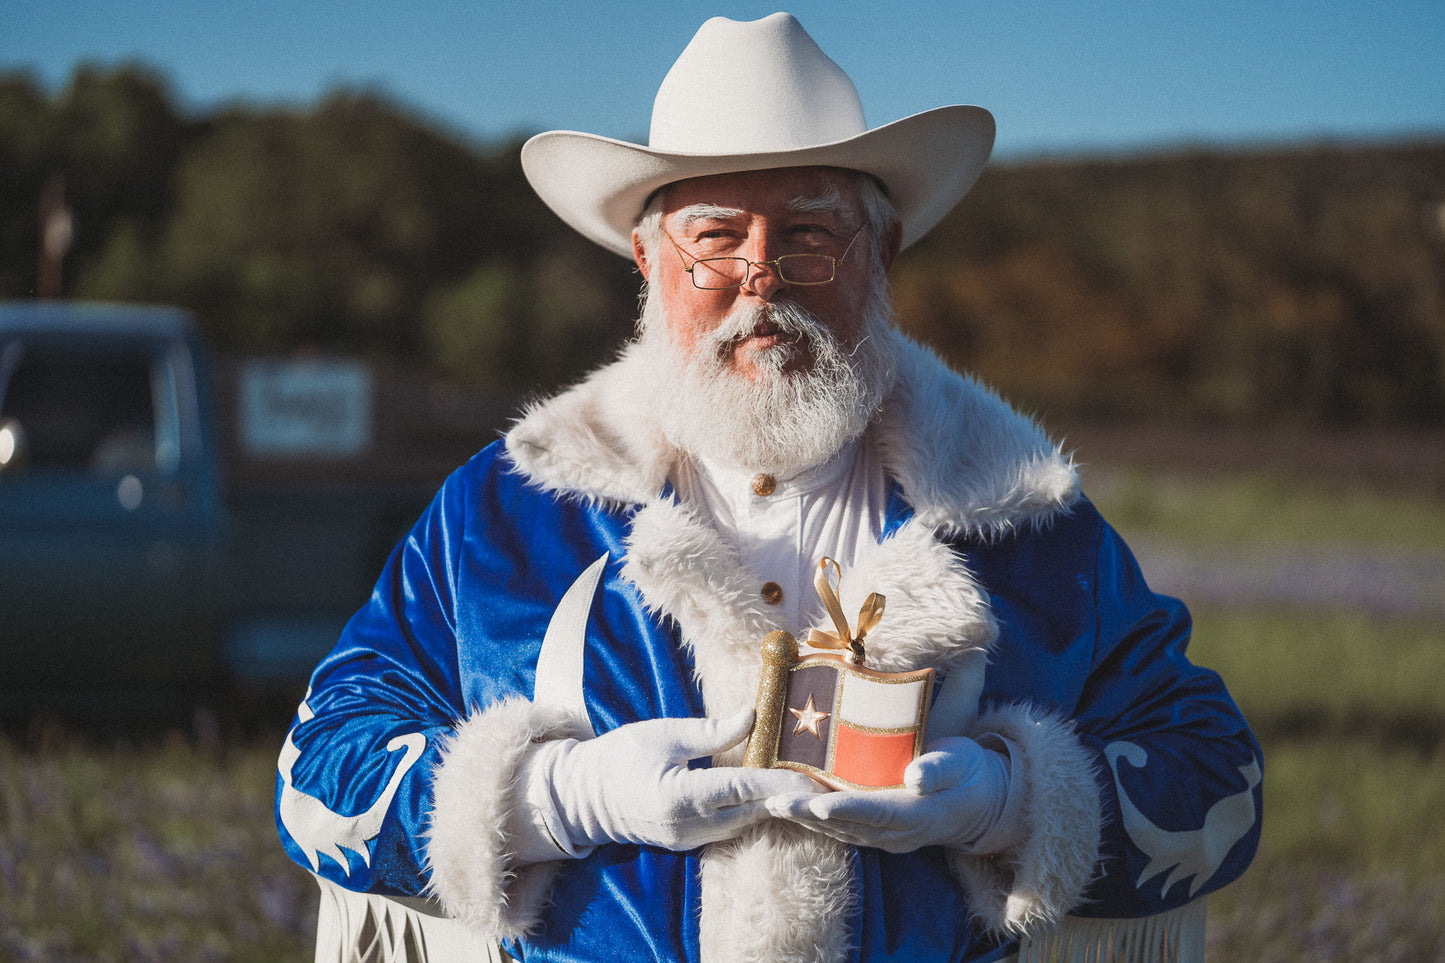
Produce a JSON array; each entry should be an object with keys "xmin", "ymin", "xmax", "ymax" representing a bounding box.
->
[{"xmin": 745, "ymin": 559, "xmax": 935, "ymax": 791}]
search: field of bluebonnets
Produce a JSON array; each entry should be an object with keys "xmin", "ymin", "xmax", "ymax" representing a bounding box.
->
[{"xmin": 3, "ymin": 430, "xmax": 1444, "ymax": 962}]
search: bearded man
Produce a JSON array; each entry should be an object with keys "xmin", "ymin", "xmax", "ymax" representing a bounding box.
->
[{"xmin": 278, "ymin": 14, "xmax": 1261, "ymax": 963}]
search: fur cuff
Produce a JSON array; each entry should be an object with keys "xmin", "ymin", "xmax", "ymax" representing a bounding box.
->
[
  {"xmin": 425, "ymin": 697, "xmax": 584, "ymax": 940},
  {"xmin": 949, "ymin": 704, "xmax": 1102, "ymax": 938}
]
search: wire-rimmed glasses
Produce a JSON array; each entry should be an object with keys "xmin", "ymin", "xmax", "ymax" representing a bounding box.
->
[{"xmin": 664, "ymin": 226, "xmax": 864, "ymax": 290}]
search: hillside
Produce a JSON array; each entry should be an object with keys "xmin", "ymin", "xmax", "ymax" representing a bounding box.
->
[{"xmin": 3, "ymin": 65, "xmax": 1442, "ymax": 425}]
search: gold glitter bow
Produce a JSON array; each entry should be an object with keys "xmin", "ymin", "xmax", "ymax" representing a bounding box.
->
[{"xmin": 805, "ymin": 557, "xmax": 885, "ymax": 665}]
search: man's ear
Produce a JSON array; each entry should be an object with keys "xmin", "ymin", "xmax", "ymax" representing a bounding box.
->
[
  {"xmin": 632, "ymin": 230, "xmax": 652, "ymax": 281},
  {"xmin": 878, "ymin": 220, "xmax": 903, "ymax": 273}
]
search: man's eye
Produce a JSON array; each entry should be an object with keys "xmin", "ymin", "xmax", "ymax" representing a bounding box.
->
[
  {"xmin": 692, "ymin": 231, "xmax": 745, "ymax": 252},
  {"xmin": 788, "ymin": 225, "xmax": 837, "ymax": 246}
]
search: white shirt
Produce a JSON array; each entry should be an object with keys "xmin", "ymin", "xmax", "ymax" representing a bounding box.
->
[{"xmin": 671, "ymin": 436, "xmax": 889, "ymax": 636}]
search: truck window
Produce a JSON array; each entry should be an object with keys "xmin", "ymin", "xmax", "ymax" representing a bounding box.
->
[{"xmin": 0, "ymin": 343, "xmax": 165, "ymax": 476}]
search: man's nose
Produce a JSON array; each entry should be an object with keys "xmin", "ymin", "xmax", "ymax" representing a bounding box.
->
[{"xmin": 738, "ymin": 237, "xmax": 788, "ymax": 300}]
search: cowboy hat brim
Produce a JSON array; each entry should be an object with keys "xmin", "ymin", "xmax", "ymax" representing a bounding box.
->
[{"xmin": 521, "ymin": 104, "xmax": 995, "ymax": 259}]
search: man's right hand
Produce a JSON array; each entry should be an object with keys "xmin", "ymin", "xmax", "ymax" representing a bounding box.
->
[{"xmin": 512, "ymin": 709, "xmax": 822, "ymax": 860}]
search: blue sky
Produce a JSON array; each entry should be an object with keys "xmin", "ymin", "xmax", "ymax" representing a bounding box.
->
[{"xmin": 4, "ymin": 1, "xmax": 1442, "ymax": 159}]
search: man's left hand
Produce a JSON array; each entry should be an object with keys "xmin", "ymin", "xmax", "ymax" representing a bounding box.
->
[{"xmin": 766, "ymin": 735, "xmax": 1017, "ymax": 854}]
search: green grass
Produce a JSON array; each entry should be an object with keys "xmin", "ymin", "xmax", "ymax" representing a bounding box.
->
[
  {"xmin": 1252, "ymin": 738, "xmax": 1445, "ymax": 876},
  {"xmin": 0, "ymin": 725, "xmax": 316, "ymax": 962},
  {"xmin": 1189, "ymin": 607, "xmax": 1445, "ymax": 878},
  {"xmin": 1189, "ymin": 608, "xmax": 1445, "ymax": 736},
  {"xmin": 1187, "ymin": 606, "xmax": 1445, "ymax": 959},
  {"xmin": 1087, "ymin": 468, "xmax": 1445, "ymax": 551},
  {"xmin": 1208, "ymin": 863, "xmax": 1445, "ymax": 961}
]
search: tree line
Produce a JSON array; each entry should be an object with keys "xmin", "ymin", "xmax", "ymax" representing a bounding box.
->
[{"xmin": 3, "ymin": 63, "xmax": 1442, "ymax": 425}]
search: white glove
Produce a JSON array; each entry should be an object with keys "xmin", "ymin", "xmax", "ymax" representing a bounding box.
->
[
  {"xmin": 510, "ymin": 709, "xmax": 822, "ymax": 862},
  {"xmin": 766, "ymin": 735, "xmax": 1020, "ymax": 855}
]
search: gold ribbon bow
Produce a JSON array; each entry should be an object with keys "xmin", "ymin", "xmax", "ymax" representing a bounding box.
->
[{"xmin": 805, "ymin": 557, "xmax": 885, "ymax": 665}]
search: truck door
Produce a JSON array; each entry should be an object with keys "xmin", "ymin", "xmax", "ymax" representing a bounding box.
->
[{"xmin": 0, "ymin": 330, "xmax": 222, "ymax": 715}]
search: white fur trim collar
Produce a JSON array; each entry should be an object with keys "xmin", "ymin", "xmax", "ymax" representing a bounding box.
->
[{"xmin": 505, "ymin": 332, "xmax": 1078, "ymax": 537}]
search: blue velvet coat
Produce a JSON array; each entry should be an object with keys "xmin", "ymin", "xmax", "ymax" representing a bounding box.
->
[{"xmin": 278, "ymin": 336, "xmax": 1261, "ymax": 962}]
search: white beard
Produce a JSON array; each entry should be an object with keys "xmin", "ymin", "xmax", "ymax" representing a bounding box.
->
[{"xmin": 634, "ymin": 280, "xmax": 900, "ymax": 477}]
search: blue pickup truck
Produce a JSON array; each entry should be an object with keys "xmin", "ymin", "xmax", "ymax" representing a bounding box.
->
[
  {"xmin": 1, "ymin": 302, "xmax": 225, "ymax": 717},
  {"xmin": 0, "ymin": 301, "xmax": 502, "ymax": 721}
]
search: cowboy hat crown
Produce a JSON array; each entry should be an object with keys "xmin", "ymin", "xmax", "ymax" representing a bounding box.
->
[{"xmin": 521, "ymin": 13, "xmax": 994, "ymax": 257}]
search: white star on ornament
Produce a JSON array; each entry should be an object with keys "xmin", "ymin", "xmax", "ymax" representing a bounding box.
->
[{"xmin": 788, "ymin": 694, "xmax": 830, "ymax": 739}]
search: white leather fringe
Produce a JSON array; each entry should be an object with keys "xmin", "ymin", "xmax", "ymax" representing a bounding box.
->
[
  {"xmin": 312, "ymin": 874, "xmax": 506, "ymax": 963},
  {"xmin": 1011, "ymin": 899, "xmax": 1207, "ymax": 963},
  {"xmin": 312, "ymin": 873, "xmax": 1205, "ymax": 963}
]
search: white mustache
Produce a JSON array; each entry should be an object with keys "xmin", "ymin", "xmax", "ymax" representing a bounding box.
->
[{"xmin": 702, "ymin": 301, "xmax": 828, "ymax": 356}]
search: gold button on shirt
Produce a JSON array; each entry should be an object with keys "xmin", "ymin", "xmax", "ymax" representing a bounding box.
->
[{"xmin": 671, "ymin": 439, "xmax": 886, "ymax": 634}]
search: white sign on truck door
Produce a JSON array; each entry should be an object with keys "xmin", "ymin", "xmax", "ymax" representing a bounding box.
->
[{"xmin": 239, "ymin": 358, "xmax": 372, "ymax": 458}]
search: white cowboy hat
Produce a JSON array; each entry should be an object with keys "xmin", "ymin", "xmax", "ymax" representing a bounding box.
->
[{"xmin": 520, "ymin": 12, "xmax": 995, "ymax": 258}]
